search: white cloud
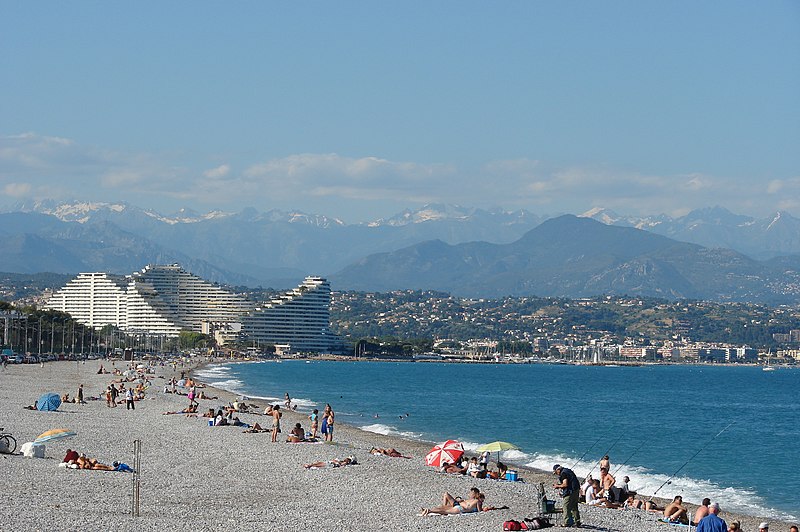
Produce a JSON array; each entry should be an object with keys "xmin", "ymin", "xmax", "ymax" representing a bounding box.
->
[
  {"xmin": 0, "ymin": 132, "xmax": 796, "ymax": 219},
  {"xmin": 2, "ymin": 182, "xmax": 31, "ymax": 197},
  {"xmin": 203, "ymin": 164, "xmax": 230, "ymax": 179}
]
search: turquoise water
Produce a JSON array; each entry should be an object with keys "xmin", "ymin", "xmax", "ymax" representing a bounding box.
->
[{"xmin": 196, "ymin": 361, "xmax": 799, "ymax": 520}]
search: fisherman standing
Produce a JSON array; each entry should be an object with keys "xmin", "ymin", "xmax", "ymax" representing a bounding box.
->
[{"xmin": 553, "ymin": 464, "xmax": 581, "ymax": 527}]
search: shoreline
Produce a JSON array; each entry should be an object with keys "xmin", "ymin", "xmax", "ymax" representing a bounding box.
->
[
  {"xmin": 0, "ymin": 359, "xmax": 792, "ymax": 531},
  {"xmin": 190, "ymin": 357, "xmax": 795, "ymax": 528}
]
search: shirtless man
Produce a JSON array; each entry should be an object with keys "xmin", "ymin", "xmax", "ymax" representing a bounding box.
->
[
  {"xmin": 270, "ymin": 405, "xmax": 282, "ymax": 442},
  {"xmin": 286, "ymin": 422, "xmax": 305, "ymax": 442},
  {"xmin": 599, "ymin": 467, "xmax": 616, "ymax": 500},
  {"xmin": 420, "ymin": 488, "xmax": 483, "ymax": 516},
  {"xmin": 664, "ymin": 495, "xmax": 689, "ymax": 524},
  {"xmin": 695, "ymin": 498, "xmax": 711, "ymax": 524}
]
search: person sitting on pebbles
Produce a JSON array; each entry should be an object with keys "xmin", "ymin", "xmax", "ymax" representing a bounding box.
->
[{"xmin": 286, "ymin": 422, "xmax": 306, "ymax": 442}]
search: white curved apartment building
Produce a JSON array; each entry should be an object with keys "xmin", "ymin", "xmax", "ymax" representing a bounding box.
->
[
  {"xmin": 47, "ymin": 264, "xmax": 253, "ymax": 336},
  {"xmin": 46, "ymin": 272, "xmax": 129, "ymax": 328},
  {"xmin": 241, "ymin": 276, "xmax": 335, "ymax": 353}
]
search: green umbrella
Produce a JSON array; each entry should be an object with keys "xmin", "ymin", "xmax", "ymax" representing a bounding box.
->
[{"xmin": 476, "ymin": 441, "xmax": 520, "ymax": 465}]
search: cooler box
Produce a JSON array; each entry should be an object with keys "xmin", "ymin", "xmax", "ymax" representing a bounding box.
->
[{"xmin": 506, "ymin": 469, "xmax": 518, "ymax": 481}]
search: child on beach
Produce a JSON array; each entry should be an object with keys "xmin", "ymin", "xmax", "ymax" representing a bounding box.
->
[{"xmin": 309, "ymin": 409, "xmax": 319, "ymax": 439}]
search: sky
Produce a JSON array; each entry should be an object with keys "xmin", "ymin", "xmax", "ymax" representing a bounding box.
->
[{"xmin": 1, "ymin": 1, "xmax": 798, "ymax": 223}]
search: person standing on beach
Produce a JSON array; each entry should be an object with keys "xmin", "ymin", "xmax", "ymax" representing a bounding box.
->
[
  {"xmin": 696, "ymin": 502, "xmax": 727, "ymax": 532},
  {"xmin": 270, "ymin": 405, "xmax": 282, "ymax": 442},
  {"xmin": 125, "ymin": 387, "xmax": 135, "ymax": 410},
  {"xmin": 321, "ymin": 404, "xmax": 331, "ymax": 439},
  {"xmin": 553, "ymin": 464, "xmax": 581, "ymax": 528},
  {"xmin": 309, "ymin": 409, "xmax": 319, "ymax": 439},
  {"xmin": 77, "ymin": 384, "xmax": 84, "ymax": 404},
  {"xmin": 324, "ymin": 405, "xmax": 335, "ymax": 442}
]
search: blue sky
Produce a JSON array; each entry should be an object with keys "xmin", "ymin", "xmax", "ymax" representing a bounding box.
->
[{"xmin": 1, "ymin": 1, "xmax": 798, "ymax": 222}]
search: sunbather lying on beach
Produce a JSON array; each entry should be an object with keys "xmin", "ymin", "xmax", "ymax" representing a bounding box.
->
[
  {"xmin": 370, "ymin": 447, "xmax": 411, "ymax": 458},
  {"xmin": 440, "ymin": 460, "xmax": 467, "ymax": 474},
  {"xmin": 419, "ymin": 488, "xmax": 483, "ymax": 516},
  {"xmin": 303, "ymin": 456, "xmax": 357, "ymax": 469},
  {"xmin": 162, "ymin": 405, "xmax": 198, "ymax": 415},
  {"xmin": 243, "ymin": 423, "xmax": 269, "ymax": 433}
]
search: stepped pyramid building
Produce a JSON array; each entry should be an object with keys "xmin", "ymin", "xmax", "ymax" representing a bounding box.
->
[
  {"xmin": 46, "ymin": 264, "xmax": 253, "ymax": 336},
  {"xmin": 240, "ymin": 276, "xmax": 335, "ymax": 353},
  {"xmin": 46, "ymin": 265, "xmax": 339, "ymax": 352}
]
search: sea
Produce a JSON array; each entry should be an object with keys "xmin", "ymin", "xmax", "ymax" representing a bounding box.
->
[{"xmin": 195, "ymin": 360, "xmax": 799, "ymax": 521}]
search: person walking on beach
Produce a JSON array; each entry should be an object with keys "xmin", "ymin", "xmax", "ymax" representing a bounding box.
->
[
  {"xmin": 696, "ymin": 502, "xmax": 727, "ymax": 532},
  {"xmin": 553, "ymin": 464, "xmax": 581, "ymax": 527},
  {"xmin": 110, "ymin": 384, "xmax": 118, "ymax": 407},
  {"xmin": 125, "ymin": 387, "xmax": 135, "ymax": 410},
  {"xmin": 77, "ymin": 384, "xmax": 84, "ymax": 404},
  {"xmin": 270, "ymin": 405, "xmax": 282, "ymax": 442}
]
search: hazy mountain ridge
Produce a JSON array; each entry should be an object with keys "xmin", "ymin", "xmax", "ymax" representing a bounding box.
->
[
  {"xmin": 1, "ymin": 201, "xmax": 799, "ymax": 300},
  {"xmin": 581, "ymin": 206, "xmax": 800, "ymax": 258},
  {"xmin": 332, "ymin": 215, "xmax": 800, "ymax": 303}
]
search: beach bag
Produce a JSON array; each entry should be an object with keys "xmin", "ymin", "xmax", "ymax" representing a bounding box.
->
[
  {"xmin": 503, "ymin": 521, "xmax": 522, "ymax": 531},
  {"xmin": 526, "ymin": 517, "xmax": 553, "ymax": 529}
]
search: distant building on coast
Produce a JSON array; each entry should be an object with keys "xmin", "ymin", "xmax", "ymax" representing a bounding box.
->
[
  {"xmin": 240, "ymin": 276, "xmax": 337, "ymax": 353},
  {"xmin": 46, "ymin": 264, "xmax": 253, "ymax": 336},
  {"xmin": 46, "ymin": 266, "xmax": 340, "ymax": 353}
]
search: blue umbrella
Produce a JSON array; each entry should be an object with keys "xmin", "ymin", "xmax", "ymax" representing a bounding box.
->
[{"xmin": 37, "ymin": 393, "xmax": 62, "ymax": 411}]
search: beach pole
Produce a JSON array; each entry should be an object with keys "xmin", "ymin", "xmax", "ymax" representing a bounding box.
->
[{"xmin": 131, "ymin": 439, "xmax": 142, "ymax": 517}]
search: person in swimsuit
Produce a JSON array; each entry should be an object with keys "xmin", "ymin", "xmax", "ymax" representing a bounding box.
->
[
  {"xmin": 420, "ymin": 488, "xmax": 483, "ymax": 516},
  {"xmin": 323, "ymin": 405, "xmax": 335, "ymax": 442},
  {"xmin": 271, "ymin": 405, "xmax": 282, "ymax": 442},
  {"xmin": 309, "ymin": 409, "xmax": 319, "ymax": 439},
  {"xmin": 303, "ymin": 456, "xmax": 357, "ymax": 469}
]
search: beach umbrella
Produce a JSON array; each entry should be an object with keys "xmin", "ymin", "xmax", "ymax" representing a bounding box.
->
[
  {"xmin": 34, "ymin": 428, "xmax": 77, "ymax": 444},
  {"xmin": 476, "ymin": 440, "xmax": 520, "ymax": 464},
  {"xmin": 425, "ymin": 439, "xmax": 464, "ymax": 467},
  {"xmin": 37, "ymin": 392, "xmax": 62, "ymax": 411}
]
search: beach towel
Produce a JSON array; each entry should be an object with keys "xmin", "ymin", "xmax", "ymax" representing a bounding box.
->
[{"xmin": 658, "ymin": 518, "xmax": 692, "ymax": 528}]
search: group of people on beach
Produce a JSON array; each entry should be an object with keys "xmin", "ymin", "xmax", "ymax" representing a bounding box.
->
[{"xmin": 60, "ymin": 448, "xmax": 133, "ymax": 472}]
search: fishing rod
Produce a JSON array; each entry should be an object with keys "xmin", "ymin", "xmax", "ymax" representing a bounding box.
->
[
  {"xmin": 612, "ymin": 434, "xmax": 655, "ymax": 477},
  {"xmin": 650, "ymin": 421, "xmax": 736, "ymax": 499},
  {"xmin": 587, "ymin": 434, "xmax": 624, "ymax": 477},
  {"xmin": 569, "ymin": 434, "xmax": 604, "ymax": 470}
]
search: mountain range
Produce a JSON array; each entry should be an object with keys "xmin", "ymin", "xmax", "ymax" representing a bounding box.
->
[{"xmin": 1, "ymin": 200, "xmax": 799, "ymax": 303}]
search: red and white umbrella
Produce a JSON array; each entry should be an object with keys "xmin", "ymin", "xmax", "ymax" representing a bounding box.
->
[{"xmin": 425, "ymin": 439, "xmax": 464, "ymax": 467}]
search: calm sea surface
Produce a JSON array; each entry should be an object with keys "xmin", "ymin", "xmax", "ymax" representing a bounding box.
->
[{"xmin": 195, "ymin": 361, "xmax": 799, "ymax": 520}]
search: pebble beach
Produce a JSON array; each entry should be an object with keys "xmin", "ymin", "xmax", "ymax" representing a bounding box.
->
[{"xmin": 0, "ymin": 359, "xmax": 792, "ymax": 532}]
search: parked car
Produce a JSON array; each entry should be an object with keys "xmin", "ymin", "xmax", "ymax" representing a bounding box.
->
[{"xmin": 23, "ymin": 355, "xmax": 39, "ymax": 364}]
